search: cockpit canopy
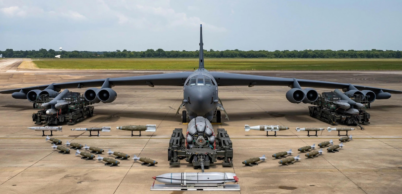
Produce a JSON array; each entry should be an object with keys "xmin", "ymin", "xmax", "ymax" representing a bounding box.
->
[{"xmin": 186, "ymin": 75, "xmax": 215, "ymax": 86}]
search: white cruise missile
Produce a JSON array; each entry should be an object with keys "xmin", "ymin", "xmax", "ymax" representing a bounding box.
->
[
  {"xmin": 29, "ymin": 126, "xmax": 62, "ymax": 131},
  {"xmin": 245, "ymin": 125, "xmax": 289, "ymax": 132},
  {"xmin": 153, "ymin": 172, "xmax": 238, "ymax": 185}
]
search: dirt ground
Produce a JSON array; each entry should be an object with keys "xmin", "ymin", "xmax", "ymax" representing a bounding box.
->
[{"xmin": 0, "ymin": 59, "xmax": 401, "ymax": 194}]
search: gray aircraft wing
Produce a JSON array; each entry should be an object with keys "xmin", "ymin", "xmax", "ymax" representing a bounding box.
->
[
  {"xmin": 210, "ymin": 72, "xmax": 402, "ymax": 93},
  {"xmin": 0, "ymin": 72, "xmax": 192, "ymax": 94}
]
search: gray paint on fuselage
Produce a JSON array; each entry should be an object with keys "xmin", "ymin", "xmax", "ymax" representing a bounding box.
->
[{"xmin": 183, "ymin": 68, "xmax": 218, "ymax": 121}]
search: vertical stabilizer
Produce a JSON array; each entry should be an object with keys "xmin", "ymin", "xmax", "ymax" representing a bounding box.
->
[{"xmin": 199, "ymin": 24, "xmax": 204, "ymax": 69}]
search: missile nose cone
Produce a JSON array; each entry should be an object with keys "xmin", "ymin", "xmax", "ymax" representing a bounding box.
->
[{"xmin": 152, "ymin": 176, "xmax": 156, "ymax": 180}]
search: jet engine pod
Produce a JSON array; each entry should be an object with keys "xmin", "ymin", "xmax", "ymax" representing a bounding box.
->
[
  {"xmin": 361, "ymin": 90, "xmax": 376, "ymax": 103},
  {"xmin": 26, "ymin": 90, "xmax": 42, "ymax": 102},
  {"xmin": 84, "ymin": 88, "xmax": 101, "ymax": 103},
  {"xmin": 376, "ymin": 91, "xmax": 391, "ymax": 99},
  {"xmin": 97, "ymin": 88, "xmax": 117, "ymax": 103},
  {"xmin": 12, "ymin": 91, "xmax": 27, "ymax": 99},
  {"xmin": 344, "ymin": 90, "xmax": 363, "ymax": 99},
  {"xmin": 286, "ymin": 88, "xmax": 305, "ymax": 103},
  {"xmin": 39, "ymin": 89, "xmax": 59, "ymax": 98},
  {"xmin": 302, "ymin": 88, "xmax": 319, "ymax": 103}
]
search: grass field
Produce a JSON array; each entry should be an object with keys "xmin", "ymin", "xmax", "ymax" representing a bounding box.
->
[{"xmin": 32, "ymin": 58, "xmax": 402, "ymax": 71}]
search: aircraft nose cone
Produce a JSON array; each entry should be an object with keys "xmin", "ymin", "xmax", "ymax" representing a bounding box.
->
[{"xmin": 188, "ymin": 87, "xmax": 215, "ymax": 115}]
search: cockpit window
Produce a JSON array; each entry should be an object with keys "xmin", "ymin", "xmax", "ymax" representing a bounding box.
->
[
  {"xmin": 189, "ymin": 78, "xmax": 196, "ymax": 86},
  {"xmin": 197, "ymin": 77, "xmax": 204, "ymax": 86},
  {"xmin": 205, "ymin": 78, "xmax": 212, "ymax": 86}
]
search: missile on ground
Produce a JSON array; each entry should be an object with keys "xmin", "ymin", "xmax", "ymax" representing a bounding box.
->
[
  {"xmin": 97, "ymin": 155, "xmax": 120, "ymax": 166},
  {"xmin": 295, "ymin": 127, "xmax": 324, "ymax": 136},
  {"xmin": 52, "ymin": 144, "xmax": 70, "ymax": 154},
  {"xmin": 84, "ymin": 145, "xmax": 104, "ymax": 154},
  {"xmin": 76, "ymin": 150, "xmax": 95, "ymax": 159},
  {"xmin": 278, "ymin": 155, "xmax": 300, "ymax": 165},
  {"xmin": 116, "ymin": 124, "xmax": 156, "ymax": 136},
  {"xmin": 66, "ymin": 141, "xmax": 83, "ymax": 149},
  {"xmin": 327, "ymin": 127, "xmax": 355, "ymax": 132},
  {"xmin": 327, "ymin": 127, "xmax": 355, "ymax": 136},
  {"xmin": 46, "ymin": 136, "xmax": 62, "ymax": 145},
  {"xmin": 327, "ymin": 143, "xmax": 344, "ymax": 152},
  {"xmin": 71, "ymin": 127, "xmax": 111, "ymax": 136},
  {"xmin": 30, "ymin": 126, "xmax": 62, "ymax": 136},
  {"xmin": 153, "ymin": 172, "xmax": 238, "ymax": 185},
  {"xmin": 242, "ymin": 155, "xmax": 266, "ymax": 166},
  {"xmin": 133, "ymin": 155, "xmax": 158, "ymax": 166},
  {"xmin": 272, "ymin": 149, "xmax": 292, "ymax": 159},
  {"xmin": 108, "ymin": 149, "xmax": 130, "ymax": 159},
  {"xmin": 298, "ymin": 144, "xmax": 315, "ymax": 153},
  {"xmin": 318, "ymin": 140, "xmax": 333, "ymax": 148},
  {"xmin": 339, "ymin": 135, "xmax": 353, "ymax": 142},
  {"xmin": 295, "ymin": 127, "xmax": 324, "ymax": 132},
  {"xmin": 305, "ymin": 149, "xmax": 323, "ymax": 158},
  {"xmin": 245, "ymin": 125, "xmax": 289, "ymax": 136}
]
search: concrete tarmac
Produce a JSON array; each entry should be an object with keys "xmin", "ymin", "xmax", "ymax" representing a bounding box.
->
[{"xmin": 0, "ymin": 59, "xmax": 401, "ymax": 194}]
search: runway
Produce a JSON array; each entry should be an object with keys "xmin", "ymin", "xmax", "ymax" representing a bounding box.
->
[{"xmin": 0, "ymin": 59, "xmax": 401, "ymax": 194}]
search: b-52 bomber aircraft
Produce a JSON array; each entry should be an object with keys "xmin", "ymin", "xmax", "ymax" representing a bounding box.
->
[{"xmin": 1, "ymin": 25, "xmax": 401, "ymax": 123}]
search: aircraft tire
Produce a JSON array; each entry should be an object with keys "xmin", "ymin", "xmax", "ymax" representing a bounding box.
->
[
  {"xmin": 182, "ymin": 110, "xmax": 187, "ymax": 123},
  {"xmin": 216, "ymin": 111, "xmax": 222, "ymax": 123}
]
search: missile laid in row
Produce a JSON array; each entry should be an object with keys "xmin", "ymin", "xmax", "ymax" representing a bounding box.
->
[
  {"xmin": 30, "ymin": 126, "xmax": 62, "ymax": 136},
  {"xmin": 97, "ymin": 155, "xmax": 120, "ymax": 166},
  {"xmin": 272, "ymin": 149, "xmax": 292, "ymax": 159},
  {"xmin": 327, "ymin": 143, "xmax": 344, "ymax": 152},
  {"xmin": 298, "ymin": 144, "xmax": 315, "ymax": 153},
  {"xmin": 76, "ymin": 150, "xmax": 95, "ymax": 159},
  {"xmin": 305, "ymin": 149, "xmax": 323, "ymax": 158},
  {"xmin": 318, "ymin": 140, "xmax": 333, "ymax": 148},
  {"xmin": 52, "ymin": 144, "xmax": 70, "ymax": 154},
  {"xmin": 296, "ymin": 127, "xmax": 324, "ymax": 136},
  {"xmin": 108, "ymin": 149, "xmax": 130, "ymax": 159},
  {"xmin": 84, "ymin": 145, "xmax": 104, "ymax": 154},
  {"xmin": 116, "ymin": 124, "xmax": 156, "ymax": 136},
  {"xmin": 66, "ymin": 141, "xmax": 83, "ymax": 149},
  {"xmin": 133, "ymin": 155, "xmax": 158, "ymax": 166},
  {"xmin": 46, "ymin": 136, "xmax": 62, "ymax": 145},
  {"xmin": 339, "ymin": 135, "xmax": 353, "ymax": 142},
  {"xmin": 245, "ymin": 125, "xmax": 289, "ymax": 136},
  {"xmin": 279, "ymin": 155, "xmax": 300, "ymax": 165},
  {"xmin": 242, "ymin": 155, "xmax": 266, "ymax": 166},
  {"xmin": 327, "ymin": 127, "xmax": 354, "ymax": 136},
  {"xmin": 71, "ymin": 127, "xmax": 111, "ymax": 137}
]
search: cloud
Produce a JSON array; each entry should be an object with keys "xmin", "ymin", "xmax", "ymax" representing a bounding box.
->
[
  {"xmin": 1, "ymin": 6, "xmax": 26, "ymax": 17},
  {"xmin": 61, "ymin": 11, "xmax": 86, "ymax": 21}
]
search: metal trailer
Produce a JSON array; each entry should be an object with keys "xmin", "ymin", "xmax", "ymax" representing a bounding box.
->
[
  {"xmin": 32, "ymin": 92, "xmax": 94, "ymax": 125},
  {"xmin": 308, "ymin": 92, "xmax": 370, "ymax": 129}
]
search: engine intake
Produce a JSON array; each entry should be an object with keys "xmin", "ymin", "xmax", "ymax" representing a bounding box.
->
[
  {"xmin": 361, "ymin": 90, "xmax": 376, "ymax": 103},
  {"xmin": 286, "ymin": 88, "xmax": 305, "ymax": 103},
  {"xmin": 84, "ymin": 88, "xmax": 101, "ymax": 103},
  {"xmin": 26, "ymin": 90, "xmax": 42, "ymax": 102},
  {"xmin": 302, "ymin": 88, "xmax": 319, "ymax": 103},
  {"xmin": 97, "ymin": 88, "xmax": 117, "ymax": 103}
]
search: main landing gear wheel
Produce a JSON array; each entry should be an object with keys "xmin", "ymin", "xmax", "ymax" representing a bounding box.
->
[
  {"xmin": 216, "ymin": 110, "xmax": 222, "ymax": 123},
  {"xmin": 182, "ymin": 110, "xmax": 187, "ymax": 123}
]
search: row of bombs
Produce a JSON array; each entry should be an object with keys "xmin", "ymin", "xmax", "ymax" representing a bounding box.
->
[
  {"xmin": 29, "ymin": 125, "xmax": 157, "ymax": 136},
  {"xmin": 46, "ymin": 136, "xmax": 157, "ymax": 166},
  {"xmin": 242, "ymin": 135, "xmax": 353, "ymax": 166}
]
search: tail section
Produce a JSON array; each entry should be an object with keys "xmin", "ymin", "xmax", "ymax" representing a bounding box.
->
[{"xmin": 199, "ymin": 24, "xmax": 204, "ymax": 69}]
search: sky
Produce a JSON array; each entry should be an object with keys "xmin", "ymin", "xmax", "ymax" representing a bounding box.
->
[{"xmin": 0, "ymin": 0, "xmax": 401, "ymax": 51}]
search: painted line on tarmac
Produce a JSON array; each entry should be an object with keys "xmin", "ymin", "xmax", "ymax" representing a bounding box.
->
[{"xmin": 0, "ymin": 137, "xmax": 401, "ymax": 140}]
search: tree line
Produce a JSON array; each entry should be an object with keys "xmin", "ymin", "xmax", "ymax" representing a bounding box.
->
[{"xmin": 1, "ymin": 48, "xmax": 401, "ymax": 58}]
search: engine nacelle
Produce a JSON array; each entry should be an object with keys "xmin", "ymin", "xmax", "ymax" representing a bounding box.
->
[
  {"xmin": 12, "ymin": 92, "xmax": 27, "ymax": 99},
  {"xmin": 84, "ymin": 88, "xmax": 101, "ymax": 103},
  {"xmin": 376, "ymin": 91, "xmax": 391, "ymax": 99},
  {"xmin": 302, "ymin": 88, "xmax": 319, "ymax": 103},
  {"xmin": 26, "ymin": 90, "xmax": 42, "ymax": 102},
  {"xmin": 344, "ymin": 90, "xmax": 363, "ymax": 99},
  {"xmin": 361, "ymin": 90, "xmax": 376, "ymax": 103},
  {"xmin": 286, "ymin": 88, "xmax": 305, "ymax": 103},
  {"xmin": 97, "ymin": 88, "xmax": 117, "ymax": 103},
  {"xmin": 39, "ymin": 89, "xmax": 59, "ymax": 98}
]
